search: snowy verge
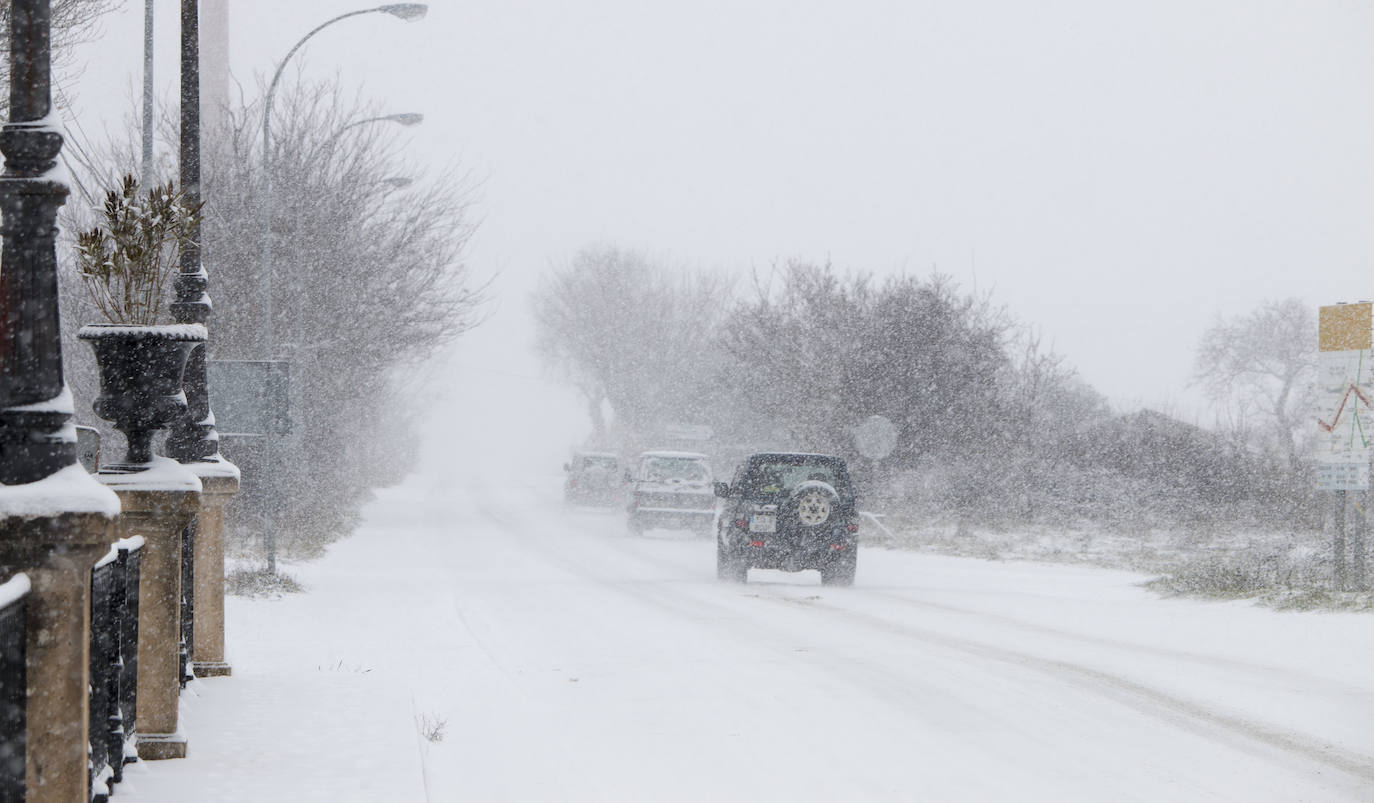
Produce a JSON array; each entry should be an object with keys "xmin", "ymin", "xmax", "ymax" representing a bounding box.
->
[{"xmin": 871, "ymin": 518, "xmax": 1371, "ymax": 611}]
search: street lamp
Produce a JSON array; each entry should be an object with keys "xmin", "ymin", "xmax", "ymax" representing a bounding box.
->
[
  {"xmin": 303, "ymin": 111, "xmax": 424, "ymax": 169},
  {"xmin": 257, "ymin": 4, "xmax": 426, "ymax": 573},
  {"xmin": 360, "ymin": 111, "xmax": 424, "ymax": 127}
]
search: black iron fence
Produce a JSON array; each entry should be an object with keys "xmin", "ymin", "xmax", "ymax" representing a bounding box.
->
[
  {"xmin": 88, "ymin": 538, "xmax": 143, "ymax": 802},
  {"xmin": 1, "ymin": 574, "xmax": 29, "ymax": 803},
  {"xmin": 180, "ymin": 521, "xmax": 195, "ymax": 688},
  {"xmin": 117, "ymin": 541, "xmax": 141, "ymax": 776}
]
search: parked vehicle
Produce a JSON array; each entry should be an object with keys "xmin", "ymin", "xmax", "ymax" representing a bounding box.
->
[
  {"xmin": 626, "ymin": 451, "xmax": 715, "ymax": 535},
  {"xmin": 563, "ymin": 451, "xmax": 625, "ymax": 506},
  {"xmin": 713, "ymin": 452, "xmax": 858, "ymax": 585}
]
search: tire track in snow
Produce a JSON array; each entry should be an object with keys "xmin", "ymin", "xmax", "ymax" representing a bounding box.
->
[
  {"xmin": 503, "ymin": 512, "xmax": 1196, "ymax": 761},
  {"xmin": 558, "ymin": 521, "xmax": 1374, "ymax": 792},
  {"xmin": 466, "ymin": 489, "xmax": 1374, "ymax": 796},
  {"xmin": 584, "ymin": 521, "xmax": 1374, "ymax": 786},
  {"xmin": 749, "ymin": 589, "xmax": 1374, "ymax": 789},
  {"xmin": 860, "ymin": 586, "xmax": 1371, "ymax": 698}
]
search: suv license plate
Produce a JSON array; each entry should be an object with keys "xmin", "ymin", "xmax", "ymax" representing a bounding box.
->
[{"xmin": 750, "ymin": 513, "xmax": 776, "ymax": 533}]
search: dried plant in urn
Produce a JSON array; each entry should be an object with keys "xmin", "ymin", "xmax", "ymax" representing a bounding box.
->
[
  {"xmin": 76, "ymin": 174, "xmax": 202, "ymax": 324},
  {"xmin": 76, "ymin": 175, "xmax": 208, "ymax": 468}
]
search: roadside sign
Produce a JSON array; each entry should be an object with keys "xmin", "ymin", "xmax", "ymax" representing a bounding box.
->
[
  {"xmin": 1320, "ymin": 302, "xmax": 1373, "ymax": 351},
  {"xmin": 1317, "ymin": 462, "xmax": 1369, "ymax": 492},
  {"xmin": 853, "ymin": 415, "xmax": 898, "ymax": 460},
  {"xmin": 1316, "ymin": 303, "xmax": 1372, "ymax": 491},
  {"xmin": 207, "ymin": 359, "xmax": 292, "ymax": 436}
]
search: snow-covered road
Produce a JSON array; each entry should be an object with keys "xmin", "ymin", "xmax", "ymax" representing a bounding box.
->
[
  {"xmin": 362, "ymin": 472, "xmax": 1374, "ymax": 802},
  {"xmin": 124, "ymin": 468, "xmax": 1374, "ymax": 802}
]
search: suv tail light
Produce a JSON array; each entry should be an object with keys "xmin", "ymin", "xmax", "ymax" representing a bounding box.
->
[{"xmin": 846, "ymin": 521, "xmax": 859, "ymax": 534}]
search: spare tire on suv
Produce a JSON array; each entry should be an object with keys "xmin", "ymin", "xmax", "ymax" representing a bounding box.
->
[
  {"xmin": 789, "ymin": 480, "xmax": 840, "ymax": 528},
  {"xmin": 713, "ymin": 453, "xmax": 858, "ymax": 586}
]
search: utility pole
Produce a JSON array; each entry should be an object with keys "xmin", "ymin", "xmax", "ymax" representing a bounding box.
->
[{"xmin": 141, "ymin": 0, "xmax": 153, "ymax": 185}]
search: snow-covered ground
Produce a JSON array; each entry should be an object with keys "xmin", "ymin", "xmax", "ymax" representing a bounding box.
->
[{"xmin": 117, "ymin": 466, "xmax": 1374, "ymax": 802}]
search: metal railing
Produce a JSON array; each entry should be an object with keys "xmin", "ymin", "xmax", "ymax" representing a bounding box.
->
[
  {"xmin": 117, "ymin": 539, "xmax": 143, "ymax": 776},
  {"xmin": 180, "ymin": 521, "xmax": 195, "ymax": 687},
  {"xmin": 88, "ymin": 538, "xmax": 143, "ymax": 802},
  {"xmin": 1, "ymin": 573, "xmax": 29, "ymax": 802}
]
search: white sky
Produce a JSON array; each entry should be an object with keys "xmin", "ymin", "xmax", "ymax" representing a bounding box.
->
[{"xmin": 65, "ymin": 0, "xmax": 1374, "ymax": 426}]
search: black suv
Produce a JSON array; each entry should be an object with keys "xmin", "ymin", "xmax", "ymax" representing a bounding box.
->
[{"xmin": 713, "ymin": 453, "xmax": 858, "ymax": 586}]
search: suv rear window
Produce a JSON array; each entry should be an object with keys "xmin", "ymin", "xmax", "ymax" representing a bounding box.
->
[{"xmin": 740, "ymin": 456, "xmax": 850, "ymax": 498}]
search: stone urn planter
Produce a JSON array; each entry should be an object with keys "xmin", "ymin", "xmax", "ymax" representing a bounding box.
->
[{"xmin": 77, "ymin": 323, "xmax": 207, "ymax": 468}]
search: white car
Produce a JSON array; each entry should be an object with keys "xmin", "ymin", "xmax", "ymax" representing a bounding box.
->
[
  {"xmin": 626, "ymin": 451, "xmax": 715, "ymax": 536},
  {"xmin": 563, "ymin": 451, "xmax": 625, "ymax": 506}
]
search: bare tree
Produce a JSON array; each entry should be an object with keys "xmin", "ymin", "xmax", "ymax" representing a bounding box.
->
[
  {"xmin": 0, "ymin": 0, "xmax": 122, "ymax": 113},
  {"xmin": 207, "ymin": 77, "xmax": 485, "ymax": 553},
  {"xmin": 1194, "ymin": 298, "xmax": 1316, "ymax": 469},
  {"xmin": 722, "ymin": 262, "xmax": 1011, "ymax": 466},
  {"xmin": 999, "ymin": 329, "xmax": 1112, "ymax": 521},
  {"xmin": 531, "ymin": 244, "xmax": 732, "ymax": 446}
]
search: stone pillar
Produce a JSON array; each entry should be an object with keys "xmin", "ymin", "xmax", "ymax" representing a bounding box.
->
[
  {"xmin": 97, "ymin": 460, "xmax": 200, "ymax": 760},
  {"xmin": 0, "ymin": 502, "xmax": 119, "ymax": 803},
  {"xmin": 189, "ymin": 459, "xmax": 239, "ymax": 676}
]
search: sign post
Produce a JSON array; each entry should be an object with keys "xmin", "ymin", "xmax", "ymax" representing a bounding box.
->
[{"xmin": 1316, "ymin": 302, "xmax": 1372, "ymax": 590}]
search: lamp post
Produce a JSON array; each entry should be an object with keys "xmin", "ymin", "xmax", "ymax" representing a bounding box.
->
[
  {"xmin": 167, "ymin": 0, "xmax": 224, "ymax": 464},
  {"xmin": 164, "ymin": 0, "xmax": 244, "ymax": 684},
  {"xmin": 258, "ymin": 4, "xmax": 426, "ymax": 573},
  {"xmin": 0, "ymin": 0, "xmax": 75, "ymax": 484}
]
